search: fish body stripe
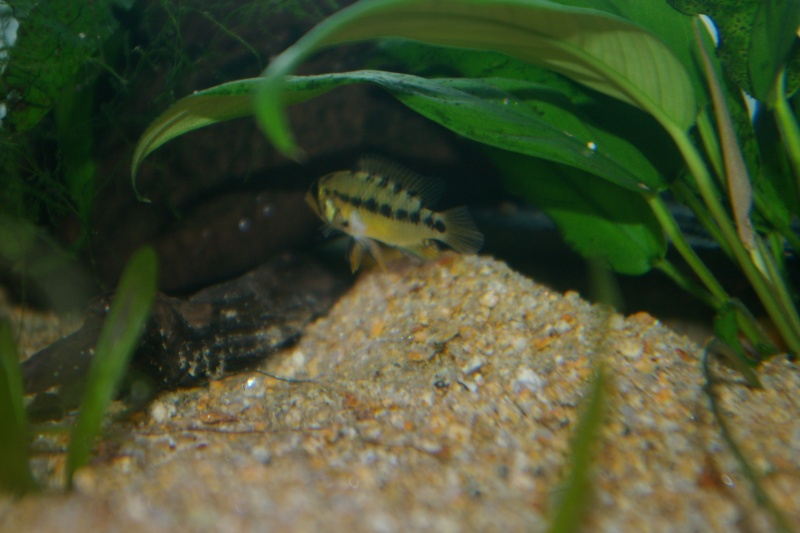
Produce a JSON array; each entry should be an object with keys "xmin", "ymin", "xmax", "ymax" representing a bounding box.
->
[{"xmin": 322, "ymin": 183, "xmax": 437, "ymax": 230}]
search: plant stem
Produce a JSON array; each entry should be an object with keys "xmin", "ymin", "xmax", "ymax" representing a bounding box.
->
[
  {"xmin": 654, "ymin": 259, "xmax": 716, "ymax": 308},
  {"xmin": 667, "ymin": 123, "xmax": 800, "ymax": 354},
  {"xmin": 695, "ymin": 108, "xmax": 724, "ymax": 180},
  {"xmin": 772, "ymin": 70, "xmax": 800, "ymax": 201},
  {"xmin": 648, "ymin": 196, "xmax": 774, "ymax": 355},
  {"xmin": 756, "ymin": 237, "xmax": 800, "ymax": 336},
  {"xmin": 645, "ymin": 192, "xmax": 727, "ymax": 307},
  {"xmin": 671, "ymin": 180, "xmax": 732, "ymax": 258}
]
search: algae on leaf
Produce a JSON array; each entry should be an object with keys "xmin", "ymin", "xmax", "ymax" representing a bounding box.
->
[
  {"xmin": 1, "ymin": 0, "xmax": 134, "ymax": 133},
  {"xmin": 669, "ymin": 0, "xmax": 800, "ymax": 100}
]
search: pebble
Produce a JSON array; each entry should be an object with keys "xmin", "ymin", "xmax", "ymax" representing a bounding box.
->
[
  {"xmin": 149, "ymin": 401, "xmax": 176, "ymax": 424},
  {"xmin": 460, "ymin": 355, "xmax": 485, "ymax": 376},
  {"xmin": 511, "ymin": 367, "xmax": 546, "ymax": 395},
  {"xmin": 479, "ymin": 290, "xmax": 499, "ymax": 308},
  {"xmin": 618, "ymin": 338, "xmax": 644, "ymax": 359}
]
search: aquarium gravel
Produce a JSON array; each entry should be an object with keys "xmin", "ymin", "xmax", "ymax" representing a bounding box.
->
[{"xmin": 2, "ymin": 255, "xmax": 799, "ymax": 532}]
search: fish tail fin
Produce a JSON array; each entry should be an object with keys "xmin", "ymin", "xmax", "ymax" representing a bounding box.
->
[{"xmin": 441, "ymin": 207, "xmax": 483, "ymax": 254}]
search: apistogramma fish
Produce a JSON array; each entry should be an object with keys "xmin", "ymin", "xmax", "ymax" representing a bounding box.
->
[{"xmin": 306, "ymin": 157, "xmax": 484, "ymax": 272}]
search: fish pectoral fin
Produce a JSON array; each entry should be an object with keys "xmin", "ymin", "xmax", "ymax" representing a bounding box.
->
[
  {"xmin": 348, "ymin": 238, "xmax": 386, "ymax": 272},
  {"xmin": 348, "ymin": 239, "xmax": 365, "ymax": 273},
  {"xmin": 364, "ymin": 238, "xmax": 387, "ymax": 271},
  {"xmin": 441, "ymin": 207, "xmax": 484, "ymax": 254}
]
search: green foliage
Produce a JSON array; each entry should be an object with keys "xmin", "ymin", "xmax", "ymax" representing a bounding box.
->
[
  {"xmin": 132, "ymin": 71, "xmax": 663, "ymax": 193},
  {"xmin": 1, "ymin": 0, "xmax": 132, "ymax": 133},
  {"xmin": 131, "ymin": 0, "xmax": 800, "ymax": 364},
  {"xmin": 548, "ymin": 364, "xmax": 608, "ymax": 533},
  {"xmin": 66, "ymin": 246, "xmax": 157, "ymax": 486},
  {"xmin": 670, "ymin": 0, "xmax": 800, "ymax": 101},
  {"xmin": 254, "ymin": 0, "xmax": 697, "ymax": 158},
  {"xmin": 0, "ymin": 247, "xmax": 156, "ymax": 493},
  {"xmin": 493, "ymin": 150, "xmax": 666, "ymax": 275},
  {"xmin": 711, "ymin": 302, "xmax": 763, "ymax": 389},
  {"xmin": 0, "ymin": 321, "xmax": 37, "ymax": 495},
  {"xmin": 0, "ymin": 0, "xmax": 136, "ymax": 244}
]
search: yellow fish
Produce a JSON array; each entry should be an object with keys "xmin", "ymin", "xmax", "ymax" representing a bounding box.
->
[{"xmin": 306, "ymin": 157, "xmax": 484, "ymax": 272}]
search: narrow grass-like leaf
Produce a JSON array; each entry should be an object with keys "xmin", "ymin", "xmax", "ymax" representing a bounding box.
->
[
  {"xmin": 0, "ymin": 321, "xmax": 37, "ymax": 494},
  {"xmin": 773, "ymin": 73, "xmax": 800, "ymax": 216},
  {"xmin": 66, "ymin": 246, "xmax": 158, "ymax": 486},
  {"xmin": 130, "ymin": 77, "xmax": 342, "ymax": 192},
  {"xmin": 131, "ymin": 84, "xmax": 253, "ymax": 188},
  {"xmin": 494, "ymin": 150, "xmax": 666, "ymax": 275},
  {"xmin": 548, "ymin": 364, "xmax": 608, "ymax": 533},
  {"xmin": 256, "ymin": 0, "xmax": 696, "ymax": 157},
  {"xmin": 132, "ymin": 71, "xmax": 663, "ymax": 192},
  {"xmin": 695, "ymin": 22, "xmax": 755, "ymax": 250}
]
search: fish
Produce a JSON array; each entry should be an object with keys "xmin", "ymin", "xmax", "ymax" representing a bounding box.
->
[{"xmin": 306, "ymin": 157, "xmax": 484, "ymax": 272}]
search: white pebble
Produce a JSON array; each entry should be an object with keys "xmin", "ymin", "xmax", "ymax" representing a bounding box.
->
[
  {"xmin": 618, "ymin": 339, "xmax": 644, "ymax": 359},
  {"xmin": 461, "ymin": 355, "xmax": 485, "ymax": 375},
  {"xmin": 480, "ymin": 290, "xmax": 499, "ymax": 308},
  {"xmin": 512, "ymin": 367, "xmax": 545, "ymax": 395},
  {"xmin": 149, "ymin": 401, "xmax": 175, "ymax": 423}
]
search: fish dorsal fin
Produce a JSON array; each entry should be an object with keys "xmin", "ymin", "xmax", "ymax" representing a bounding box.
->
[{"xmin": 356, "ymin": 156, "xmax": 444, "ymax": 206}]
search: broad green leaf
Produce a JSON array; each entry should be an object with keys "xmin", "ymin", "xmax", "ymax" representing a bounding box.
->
[
  {"xmin": 749, "ymin": 0, "xmax": 800, "ymax": 102},
  {"xmin": 551, "ymin": 0, "xmax": 710, "ymax": 107},
  {"xmin": 373, "ymin": 39, "xmax": 595, "ymax": 106},
  {"xmin": 492, "ymin": 149, "xmax": 666, "ymax": 275},
  {"xmin": 0, "ymin": 321, "xmax": 37, "ymax": 494},
  {"xmin": 256, "ymin": 0, "xmax": 697, "ymax": 157},
  {"xmin": 389, "ymin": 75, "xmax": 664, "ymax": 190},
  {"xmin": 375, "ymin": 39, "xmax": 683, "ymax": 181},
  {"xmin": 133, "ymin": 71, "xmax": 663, "ymax": 191},
  {"xmin": 66, "ymin": 246, "xmax": 157, "ymax": 486}
]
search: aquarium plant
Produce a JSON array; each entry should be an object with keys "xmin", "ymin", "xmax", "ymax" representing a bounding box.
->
[{"xmin": 133, "ymin": 0, "xmax": 800, "ymax": 369}]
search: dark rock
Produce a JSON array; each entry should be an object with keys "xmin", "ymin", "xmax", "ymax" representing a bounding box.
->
[{"xmin": 21, "ymin": 253, "xmax": 351, "ymax": 400}]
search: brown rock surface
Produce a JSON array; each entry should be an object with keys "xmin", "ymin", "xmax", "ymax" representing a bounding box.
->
[{"xmin": 2, "ymin": 255, "xmax": 799, "ymax": 532}]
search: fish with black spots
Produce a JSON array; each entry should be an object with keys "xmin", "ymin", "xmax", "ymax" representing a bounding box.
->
[{"xmin": 306, "ymin": 157, "xmax": 484, "ymax": 272}]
